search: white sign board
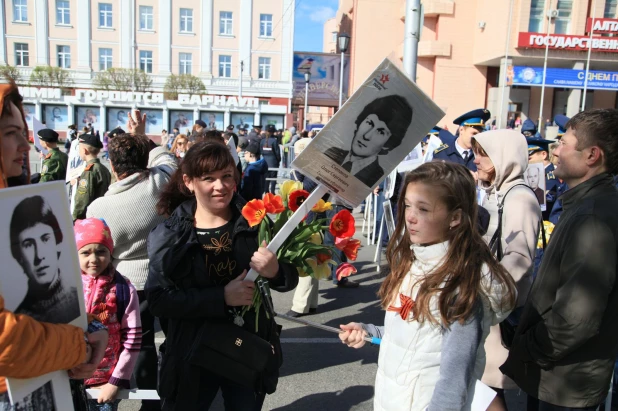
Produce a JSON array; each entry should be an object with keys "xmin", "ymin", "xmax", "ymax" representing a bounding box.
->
[
  {"xmin": 32, "ymin": 118, "xmax": 48, "ymax": 156},
  {"xmin": 524, "ymin": 161, "xmax": 547, "ymax": 211},
  {"xmin": 292, "ymin": 58, "xmax": 444, "ymax": 206}
]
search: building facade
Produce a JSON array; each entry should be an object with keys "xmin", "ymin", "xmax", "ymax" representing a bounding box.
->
[
  {"xmin": 2, "ymin": 0, "xmax": 295, "ymax": 136},
  {"xmin": 328, "ymin": 0, "xmax": 618, "ymax": 131}
]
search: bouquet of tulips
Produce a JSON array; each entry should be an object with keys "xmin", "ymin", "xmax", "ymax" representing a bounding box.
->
[
  {"xmin": 240, "ymin": 180, "xmax": 361, "ymax": 324},
  {"xmin": 537, "ymin": 220, "xmax": 555, "ymax": 249}
]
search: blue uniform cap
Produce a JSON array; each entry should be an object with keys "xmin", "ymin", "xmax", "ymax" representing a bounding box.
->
[
  {"xmin": 521, "ymin": 119, "xmax": 537, "ymax": 136},
  {"xmin": 453, "ymin": 109, "xmax": 491, "ymax": 129},
  {"xmin": 526, "ymin": 136, "xmax": 554, "ymax": 154},
  {"xmin": 554, "ymin": 115, "xmax": 570, "ymax": 138}
]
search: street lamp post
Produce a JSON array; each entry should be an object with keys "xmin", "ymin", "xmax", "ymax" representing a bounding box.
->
[
  {"xmin": 304, "ymin": 71, "xmax": 311, "ymax": 130},
  {"xmin": 337, "ymin": 33, "xmax": 350, "ymax": 109}
]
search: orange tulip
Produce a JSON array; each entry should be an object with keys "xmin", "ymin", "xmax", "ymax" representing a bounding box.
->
[
  {"xmin": 336, "ymin": 263, "xmax": 357, "ymax": 281},
  {"xmin": 242, "ymin": 199, "xmax": 267, "ymax": 227},
  {"xmin": 335, "ymin": 237, "xmax": 361, "ymax": 261},
  {"xmin": 263, "ymin": 193, "xmax": 285, "ymax": 214},
  {"xmin": 316, "ymin": 251, "xmax": 332, "ymax": 265}
]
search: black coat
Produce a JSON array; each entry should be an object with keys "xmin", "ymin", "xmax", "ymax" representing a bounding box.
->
[
  {"xmin": 145, "ymin": 195, "xmax": 298, "ymax": 409},
  {"xmin": 324, "ymin": 146, "xmax": 384, "ymax": 187}
]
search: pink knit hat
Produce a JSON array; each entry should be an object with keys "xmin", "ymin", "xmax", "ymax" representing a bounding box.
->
[{"xmin": 74, "ymin": 218, "xmax": 114, "ymax": 254}]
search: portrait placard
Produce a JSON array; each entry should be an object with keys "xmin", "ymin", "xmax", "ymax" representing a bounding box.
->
[
  {"xmin": 0, "ymin": 182, "xmax": 87, "ymax": 409},
  {"xmin": 292, "ymin": 57, "xmax": 444, "ymax": 206},
  {"xmin": 524, "ymin": 162, "xmax": 547, "ymax": 211}
]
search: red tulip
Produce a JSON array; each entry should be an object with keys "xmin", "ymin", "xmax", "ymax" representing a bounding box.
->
[
  {"xmin": 288, "ymin": 189, "xmax": 310, "ymax": 212},
  {"xmin": 329, "ymin": 209, "xmax": 355, "ymax": 238},
  {"xmin": 335, "ymin": 237, "xmax": 361, "ymax": 261},
  {"xmin": 336, "ymin": 263, "xmax": 357, "ymax": 281}
]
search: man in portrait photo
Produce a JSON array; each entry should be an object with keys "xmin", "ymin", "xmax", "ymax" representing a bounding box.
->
[
  {"xmin": 11, "ymin": 195, "xmax": 80, "ymax": 324},
  {"xmin": 526, "ymin": 165, "xmax": 545, "ymax": 206},
  {"xmin": 324, "ymin": 94, "xmax": 413, "ymax": 187}
]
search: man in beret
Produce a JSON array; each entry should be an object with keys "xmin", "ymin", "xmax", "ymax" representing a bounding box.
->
[
  {"xmin": 38, "ymin": 128, "xmax": 68, "ymax": 183},
  {"xmin": 194, "ymin": 119, "xmax": 206, "ymax": 134},
  {"xmin": 109, "ymin": 127, "xmax": 125, "ymax": 138},
  {"xmin": 259, "ymin": 124, "xmax": 281, "ymax": 194},
  {"xmin": 72, "ymin": 133, "xmax": 112, "ymax": 221}
]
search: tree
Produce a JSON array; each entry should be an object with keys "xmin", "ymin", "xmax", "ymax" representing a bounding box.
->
[
  {"xmin": 29, "ymin": 66, "xmax": 73, "ymax": 88},
  {"xmin": 163, "ymin": 74, "xmax": 206, "ymax": 100},
  {"xmin": 0, "ymin": 65, "xmax": 22, "ymax": 84},
  {"xmin": 93, "ymin": 68, "xmax": 153, "ymax": 92}
]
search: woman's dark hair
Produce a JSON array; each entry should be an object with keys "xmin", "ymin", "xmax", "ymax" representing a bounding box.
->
[
  {"xmin": 354, "ymin": 95, "xmax": 413, "ymax": 151},
  {"xmin": 108, "ymin": 133, "xmax": 150, "ymax": 179},
  {"xmin": 157, "ymin": 141, "xmax": 240, "ymax": 216},
  {"xmin": 10, "ymin": 196, "xmax": 62, "ymax": 262}
]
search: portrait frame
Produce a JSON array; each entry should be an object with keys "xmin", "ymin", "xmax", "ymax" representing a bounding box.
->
[
  {"xmin": 0, "ymin": 182, "xmax": 87, "ymax": 409},
  {"xmin": 524, "ymin": 162, "xmax": 547, "ymax": 211},
  {"xmin": 292, "ymin": 57, "xmax": 444, "ymax": 206}
]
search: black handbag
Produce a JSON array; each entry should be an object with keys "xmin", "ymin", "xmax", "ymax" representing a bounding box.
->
[
  {"xmin": 188, "ymin": 320, "xmax": 280, "ymax": 393},
  {"xmin": 489, "ymin": 184, "xmax": 545, "ymax": 349}
]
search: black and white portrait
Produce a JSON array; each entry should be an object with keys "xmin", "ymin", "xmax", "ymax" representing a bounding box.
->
[
  {"xmin": 525, "ymin": 162, "xmax": 547, "ymax": 211},
  {"xmin": 292, "ymin": 57, "xmax": 444, "ymax": 206}
]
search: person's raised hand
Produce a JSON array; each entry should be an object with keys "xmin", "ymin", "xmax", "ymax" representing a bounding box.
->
[
  {"xmin": 127, "ymin": 109, "xmax": 147, "ymax": 135},
  {"xmin": 339, "ymin": 322, "xmax": 367, "ymax": 349},
  {"xmin": 224, "ymin": 270, "xmax": 255, "ymax": 306},
  {"xmin": 250, "ymin": 241, "xmax": 279, "ymax": 279}
]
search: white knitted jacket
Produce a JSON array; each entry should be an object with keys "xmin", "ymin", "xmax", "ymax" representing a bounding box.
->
[{"xmin": 86, "ymin": 147, "xmax": 177, "ymax": 290}]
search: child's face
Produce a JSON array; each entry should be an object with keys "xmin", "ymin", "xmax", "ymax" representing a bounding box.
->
[
  {"xmin": 78, "ymin": 244, "xmax": 111, "ymax": 277},
  {"xmin": 403, "ymin": 182, "xmax": 454, "ymax": 246}
]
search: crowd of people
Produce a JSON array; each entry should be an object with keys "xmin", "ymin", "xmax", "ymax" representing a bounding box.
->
[{"xmin": 0, "ymin": 77, "xmax": 618, "ymax": 411}]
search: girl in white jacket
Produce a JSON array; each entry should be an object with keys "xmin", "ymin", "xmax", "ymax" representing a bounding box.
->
[{"xmin": 340, "ymin": 162, "xmax": 517, "ymax": 411}]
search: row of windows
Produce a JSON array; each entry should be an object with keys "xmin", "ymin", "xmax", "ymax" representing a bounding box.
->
[
  {"xmin": 11, "ymin": 1, "xmax": 274, "ymax": 37},
  {"xmin": 13, "ymin": 43, "xmax": 273, "ymax": 79},
  {"xmin": 528, "ymin": 0, "xmax": 617, "ymax": 34}
]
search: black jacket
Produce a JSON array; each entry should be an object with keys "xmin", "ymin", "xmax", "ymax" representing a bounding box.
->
[
  {"xmin": 324, "ymin": 146, "xmax": 384, "ymax": 187},
  {"xmin": 259, "ymin": 136, "xmax": 281, "ymax": 168},
  {"xmin": 145, "ymin": 195, "xmax": 298, "ymax": 409},
  {"xmin": 501, "ymin": 173, "xmax": 618, "ymax": 408}
]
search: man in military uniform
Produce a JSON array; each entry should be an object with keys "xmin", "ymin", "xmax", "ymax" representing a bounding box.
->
[
  {"xmin": 238, "ymin": 127, "xmax": 247, "ymax": 137},
  {"xmin": 72, "ymin": 132, "xmax": 111, "ymax": 221},
  {"xmin": 247, "ymin": 124, "xmax": 262, "ymax": 144},
  {"xmin": 433, "ymin": 108, "xmax": 490, "ymax": 172},
  {"xmin": 521, "ymin": 118, "xmax": 542, "ymax": 138},
  {"xmin": 37, "ymin": 129, "xmax": 68, "ymax": 183},
  {"xmin": 527, "ymin": 135, "xmax": 558, "ymax": 219}
]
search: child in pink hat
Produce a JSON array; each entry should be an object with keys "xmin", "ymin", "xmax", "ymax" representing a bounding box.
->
[{"xmin": 74, "ymin": 218, "xmax": 142, "ymax": 410}]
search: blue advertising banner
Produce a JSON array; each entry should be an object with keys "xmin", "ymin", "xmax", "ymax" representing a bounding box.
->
[
  {"xmin": 508, "ymin": 66, "xmax": 618, "ymax": 90},
  {"xmin": 293, "ymin": 52, "xmax": 349, "ymax": 107}
]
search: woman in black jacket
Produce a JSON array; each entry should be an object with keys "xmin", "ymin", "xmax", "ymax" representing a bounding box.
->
[{"xmin": 145, "ymin": 141, "xmax": 298, "ymax": 410}]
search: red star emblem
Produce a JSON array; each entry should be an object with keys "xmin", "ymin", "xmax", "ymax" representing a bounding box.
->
[{"xmin": 380, "ymin": 74, "xmax": 390, "ymax": 84}]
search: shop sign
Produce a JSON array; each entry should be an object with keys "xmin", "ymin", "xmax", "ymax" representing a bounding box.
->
[
  {"xmin": 586, "ymin": 18, "xmax": 618, "ymax": 34},
  {"xmin": 507, "ymin": 66, "xmax": 618, "ymax": 90},
  {"xmin": 518, "ymin": 32, "xmax": 618, "ymax": 52}
]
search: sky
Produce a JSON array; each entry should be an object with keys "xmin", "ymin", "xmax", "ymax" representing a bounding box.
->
[{"xmin": 294, "ymin": 0, "xmax": 339, "ymax": 52}]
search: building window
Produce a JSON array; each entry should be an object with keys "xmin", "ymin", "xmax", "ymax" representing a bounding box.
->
[
  {"xmin": 218, "ymin": 55, "xmax": 231, "ymax": 78},
  {"xmin": 99, "ymin": 3, "xmax": 112, "ymax": 27},
  {"xmin": 14, "ymin": 43, "xmax": 28, "ymax": 66},
  {"xmin": 258, "ymin": 57, "xmax": 271, "ymax": 79},
  {"xmin": 57, "ymin": 45, "xmax": 70, "ymax": 68},
  {"xmin": 56, "ymin": 0, "xmax": 70, "ymax": 25},
  {"xmin": 528, "ymin": 0, "xmax": 545, "ymax": 32},
  {"xmin": 331, "ymin": 31, "xmax": 338, "ymax": 42},
  {"xmin": 179, "ymin": 8, "xmax": 193, "ymax": 33},
  {"xmin": 13, "ymin": 0, "xmax": 27, "ymax": 22},
  {"xmin": 260, "ymin": 14, "xmax": 273, "ymax": 37},
  {"xmin": 554, "ymin": 0, "xmax": 573, "ymax": 34},
  {"xmin": 140, "ymin": 50, "xmax": 153, "ymax": 73},
  {"xmin": 99, "ymin": 48, "xmax": 112, "ymax": 70},
  {"xmin": 139, "ymin": 5, "xmax": 153, "ymax": 30},
  {"xmin": 179, "ymin": 52, "xmax": 192, "ymax": 74},
  {"xmin": 220, "ymin": 11, "xmax": 233, "ymax": 35},
  {"xmin": 605, "ymin": 0, "xmax": 618, "ymax": 18}
]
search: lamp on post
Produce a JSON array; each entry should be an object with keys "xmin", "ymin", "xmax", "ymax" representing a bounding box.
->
[
  {"xmin": 337, "ymin": 33, "xmax": 350, "ymax": 109},
  {"xmin": 304, "ymin": 71, "xmax": 311, "ymax": 130}
]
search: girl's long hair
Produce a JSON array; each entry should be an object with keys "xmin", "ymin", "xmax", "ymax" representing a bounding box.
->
[
  {"xmin": 156, "ymin": 141, "xmax": 240, "ymax": 216},
  {"xmin": 170, "ymin": 134, "xmax": 188, "ymax": 154},
  {"xmin": 379, "ymin": 161, "xmax": 516, "ymax": 325}
]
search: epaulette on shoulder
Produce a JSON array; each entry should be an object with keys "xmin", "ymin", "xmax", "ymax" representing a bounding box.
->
[
  {"xmin": 44, "ymin": 153, "xmax": 52, "ymax": 159},
  {"xmin": 434, "ymin": 144, "xmax": 448, "ymax": 154},
  {"xmin": 84, "ymin": 163, "xmax": 94, "ymax": 171}
]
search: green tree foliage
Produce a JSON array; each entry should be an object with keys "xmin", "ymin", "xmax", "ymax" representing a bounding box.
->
[
  {"xmin": 29, "ymin": 66, "xmax": 73, "ymax": 88},
  {"xmin": 93, "ymin": 68, "xmax": 153, "ymax": 92},
  {"xmin": 163, "ymin": 74, "xmax": 206, "ymax": 100}
]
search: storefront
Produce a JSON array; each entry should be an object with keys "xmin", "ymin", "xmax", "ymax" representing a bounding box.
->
[{"xmin": 19, "ymin": 87, "xmax": 288, "ymax": 138}]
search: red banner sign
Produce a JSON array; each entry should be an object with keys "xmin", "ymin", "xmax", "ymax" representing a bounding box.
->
[
  {"xmin": 586, "ymin": 18, "xmax": 618, "ymax": 34},
  {"xmin": 518, "ymin": 32, "xmax": 618, "ymax": 53}
]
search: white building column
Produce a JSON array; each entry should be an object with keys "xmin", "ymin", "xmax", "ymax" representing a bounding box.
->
[
  {"xmin": 161, "ymin": 107, "xmax": 169, "ymax": 132},
  {"xmin": 119, "ymin": 0, "xmax": 133, "ymax": 68},
  {"xmin": 76, "ymin": 0, "xmax": 92, "ymax": 71},
  {"xmin": 200, "ymin": 0, "xmax": 213, "ymax": 78},
  {"xmin": 239, "ymin": 0, "xmax": 253, "ymax": 79},
  {"xmin": 224, "ymin": 110, "xmax": 230, "ymax": 128},
  {"xmin": 254, "ymin": 111, "xmax": 260, "ymax": 126},
  {"xmin": 280, "ymin": 0, "xmax": 294, "ymax": 86},
  {"xmin": 566, "ymin": 61, "xmax": 585, "ymax": 117},
  {"xmin": 67, "ymin": 103, "xmax": 74, "ymax": 127},
  {"xmin": 35, "ymin": 0, "xmax": 50, "ymax": 65},
  {"xmin": 497, "ymin": 57, "xmax": 513, "ymax": 129},
  {"xmin": 0, "ymin": 0, "xmax": 7, "ymax": 65},
  {"xmin": 35, "ymin": 102, "xmax": 42, "ymax": 123},
  {"xmin": 159, "ymin": 0, "xmax": 172, "ymax": 75},
  {"xmin": 193, "ymin": 107, "xmax": 199, "ymax": 126},
  {"xmin": 100, "ymin": 103, "xmax": 107, "ymax": 133}
]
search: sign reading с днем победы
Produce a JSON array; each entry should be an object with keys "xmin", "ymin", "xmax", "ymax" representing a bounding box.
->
[{"xmin": 507, "ymin": 66, "xmax": 618, "ymax": 91}]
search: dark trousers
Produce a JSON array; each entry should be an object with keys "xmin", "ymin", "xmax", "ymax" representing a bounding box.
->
[
  {"xmin": 136, "ymin": 290, "xmax": 161, "ymax": 411},
  {"xmin": 162, "ymin": 371, "xmax": 266, "ymax": 411},
  {"xmin": 527, "ymin": 397, "xmax": 599, "ymax": 411},
  {"xmin": 264, "ymin": 170, "xmax": 278, "ymax": 194}
]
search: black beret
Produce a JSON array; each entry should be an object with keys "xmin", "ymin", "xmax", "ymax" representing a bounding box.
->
[
  {"xmin": 266, "ymin": 124, "xmax": 277, "ymax": 133},
  {"xmin": 38, "ymin": 128, "xmax": 59, "ymax": 142},
  {"xmin": 195, "ymin": 119, "xmax": 207, "ymax": 128},
  {"xmin": 79, "ymin": 133, "xmax": 103, "ymax": 149},
  {"xmin": 109, "ymin": 127, "xmax": 125, "ymax": 137},
  {"xmin": 252, "ymin": 124, "xmax": 262, "ymax": 128},
  {"xmin": 226, "ymin": 124, "xmax": 235, "ymax": 131}
]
